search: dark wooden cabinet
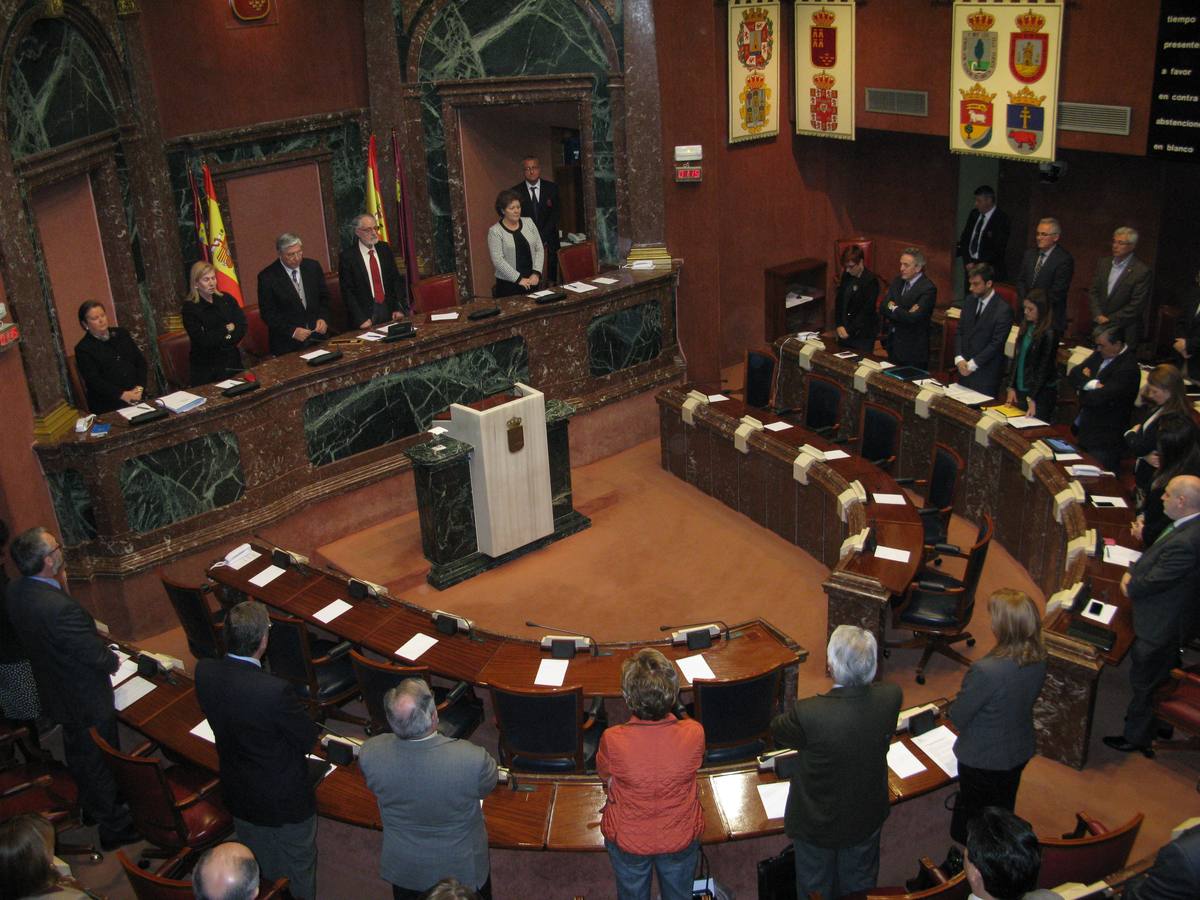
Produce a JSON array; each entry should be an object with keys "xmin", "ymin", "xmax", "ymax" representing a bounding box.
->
[{"xmin": 764, "ymin": 257, "xmax": 828, "ymax": 342}]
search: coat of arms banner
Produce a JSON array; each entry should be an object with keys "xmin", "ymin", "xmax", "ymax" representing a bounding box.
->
[
  {"xmin": 729, "ymin": 0, "xmax": 781, "ymax": 144},
  {"xmin": 794, "ymin": 0, "xmax": 856, "ymax": 141},
  {"xmin": 949, "ymin": 0, "xmax": 1063, "ymax": 163}
]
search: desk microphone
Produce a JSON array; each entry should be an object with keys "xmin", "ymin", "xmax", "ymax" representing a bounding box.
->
[
  {"xmin": 251, "ymin": 533, "xmax": 310, "ymax": 573},
  {"xmin": 525, "ymin": 619, "xmax": 598, "ymax": 658},
  {"xmin": 659, "ymin": 620, "xmax": 732, "ymax": 650},
  {"xmin": 317, "ymin": 563, "xmax": 390, "ymax": 607}
]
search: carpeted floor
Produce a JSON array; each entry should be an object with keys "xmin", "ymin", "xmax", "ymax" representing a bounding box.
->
[{"xmin": 57, "ymin": 436, "xmax": 1200, "ymax": 899}]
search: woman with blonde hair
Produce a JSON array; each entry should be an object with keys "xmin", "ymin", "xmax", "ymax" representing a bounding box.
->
[
  {"xmin": 182, "ymin": 260, "xmax": 247, "ymax": 386},
  {"xmin": 948, "ymin": 588, "xmax": 1047, "ymax": 844}
]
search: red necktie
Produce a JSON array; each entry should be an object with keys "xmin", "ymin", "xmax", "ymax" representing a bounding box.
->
[{"xmin": 368, "ymin": 249, "xmax": 385, "ymax": 300}]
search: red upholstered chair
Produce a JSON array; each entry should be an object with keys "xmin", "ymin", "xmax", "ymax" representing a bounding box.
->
[
  {"xmin": 90, "ymin": 728, "xmax": 233, "ymax": 865},
  {"xmin": 157, "ymin": 331, "xmax": 192, "ymax": 391},
  {"xmin": 557, "ymin": 240, "xmax": 598, "ymax": 283},
  {"xmin": 241, "ymin": 305, "xmax": 270, "ymax": 360},
  {"xmin": 848, "ymin": 856, "xmax": 971, "ymax": 899},
  {"xmin": 1037, "ymin": 811, "xmax": 1143, "ymax": 889},
  {"xmin": 834, "ymin": 236, "xmax": 875, "ymax": 281},
  {"xmin": 1153, "ymin": 667, "xmax": 1200, "ymax": 788},
  {"xmin": 65, "ymin": 354, "xmax": 89, "ymax": 413},
  {"xmin": 993, "ymin": 281, "xmax": 1020, "ymax": 315},
  {"xmin": 412, "ymin": 273, "xmax": 459, "ymax": 314}
]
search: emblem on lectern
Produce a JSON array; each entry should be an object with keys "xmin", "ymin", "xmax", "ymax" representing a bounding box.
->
[{"xmin": 507, "ymin": 417, "xmax": 524, "ymax": 453}]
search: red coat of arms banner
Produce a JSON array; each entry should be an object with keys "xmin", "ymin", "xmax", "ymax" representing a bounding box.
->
[
  {"xmin": 230, "ymin": 0, "xmax": 270, "ymax": 22},
  {"xmin": 1009, "ymin": 10, "xmax": 1049, "ymax": 83}
]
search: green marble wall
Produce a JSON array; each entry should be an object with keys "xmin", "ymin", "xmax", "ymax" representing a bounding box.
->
[
  {"xmin": 46, "ymin": 469, "xmax": 97, "ymax": 548},
  {"xmin": 168, "ymin": 120, "xmax": 365, "ymax": 278},
  {"xmin": 119, "ymin": 433, "xmax": 246, "ymax": 534},
  {"xmin": 6, "ymin": 19, "xmax": 117, "ymax": 158},
  {"xmin": 413, "ymin": 0, "xmax": 621, "ymax": 273},
  {"xmin": 587, "ymin": 300, "xmax": 661, "ymax": 376},
  {"xmin": 304, "ymin": 336, "xmax": 530, "ymax": 466}
]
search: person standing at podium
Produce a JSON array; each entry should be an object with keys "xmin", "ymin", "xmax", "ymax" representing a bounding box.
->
[
  {"xmin": 257, "ymin": 233, "xmax": 331, "ymax": 356},
  {"xmin": 487, "ymin": 189, "xmax": 544, "ymax": 298}
]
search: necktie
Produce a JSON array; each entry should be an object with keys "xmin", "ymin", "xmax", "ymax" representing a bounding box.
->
[
  {"xmin": 969, "ymin": 214, "xmax": 985, "ymax": 258},
  {"xmin": 1033, "ymin": 252, "xmax": 1046, "ymax": 279},
  {"xmin": 531, "ymin": 184, "xmax": 538, "ymax": 205},
  {"xmin": 291, "ymin": 268, "xmax": 306, "ymax": 309},
  {"xmin": 901, "ymin": 279, "xmax": 911, "ymax": 297},
  {"xmin": 977, "ymin": 298, "xmax": 987, "ymax": 318},
  {"xmin": 1154, "ymin": 522, "xmax": 1176, "ymax": 545},
  {"xmin": 368, "ymin": 249, "xmax": 385, "ymax": 301}
]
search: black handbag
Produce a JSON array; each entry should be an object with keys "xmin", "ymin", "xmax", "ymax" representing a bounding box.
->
[{"xmin": 756, "ymin": 842, "xmax": 797, "ymax": 900}]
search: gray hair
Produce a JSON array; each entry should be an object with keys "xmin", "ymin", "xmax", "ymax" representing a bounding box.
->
[
  {"xmin": 1038, "ymin": 217, "xmax": 1062, "ymax": 235},
  {"xmin": 10, "ymin": 527, "xmax": 55, "ymax": 577},
  {"xmin": 827, "ymin": 624, "xmax": 878, "ymax": 687},
  {"xmin": 901, "ymin": 247, "xmax": 926, "ymax": 270},
  {"xmin": 1113, "ymin": 226, "xmax": 1138, "ymax": 246},
  {"xmin": 353, "ymin": 213, "xmax": 377, "ymax": 230},
  {"xmin": 224, "ymin": 601, "xmax": 269, "ymax": 657},
  {"xmin": 275, "ymin": 232, "xmax": 302, "ymax": 253},
  {"xmin": 384, "ymin": 678, "xmax": 436, "ymax": 739},
  {"xmin": 192, "ymin": 842, "xmax": 260, "ymax": 900}
]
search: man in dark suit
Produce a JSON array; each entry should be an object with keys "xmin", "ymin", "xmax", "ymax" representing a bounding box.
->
[
  {"xmin": 770, "ymin": 625, "xmax": 902, "ymax": 900},
  {"xmin": 882, "ymin": 247, "xmax": 937, "ymax": 370},
  {"xmin": 359, "ymin": 678, "xmax": 498, "ymax": 899},
  {"xmin": 1172, "ymin": 271, "xmax": 1200, "ymax": 381},
  {"xmin": 256, "ymin": 233, "xmax": 332, "ymax": 356},
  {"xmin": 513, "ymin": 156, "xmax": 560, "ymax": 283},
  {"xmin": 1016, "ymin": 217, "xmax": 1075, "ymax": 331},
  {"xmin": 1106, "ymin": 475, "xmax": 1200, "ymax": 754},
  {"xmin": 1127, "ymin": 821, "xmax": 1200, "ymax": 899},
  {"xmin": 4, "ymin": 526, "xmax": 139, "ymax": 850},
  {"xmin": 195, "ymin": 600, "xmax": 321, "ymax": 899},
  {"xmin": 1066, "ymin": 325, "xmax": 1141, "ymax": 471},
  {"xmin": 338, "ymin": 213, "xmax": 409, "ymax": 329},
  {"xmin": 954, "ymin": 262, "xmax": 1014, "ymax": 397},
  {"xmin": 1088, "ymin": 226, "xmax": 1154, "ymax": 350},
  {"xmin": 956, "ymin": 185, "xmax": 1010, "ymax": 290}
]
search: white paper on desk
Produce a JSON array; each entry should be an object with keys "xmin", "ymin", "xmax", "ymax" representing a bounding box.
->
[
  {"xmin": 592, "ymin": 276, "xmax": 619, "ymax": 285},
  {"xmin": 110, "ymin": 658, "xmax": 138, "ymax": 687},
  {"xmin": 428, "ymin": 425, "xmax": 448, "ymax": 435},
  {"xmin": 1091, "ymin": 495, "xmax": 1128, "ymax": 509},
  {"xmin": 834, "ymin": 350, "xmax": 858, "ymax": 359},
  {"xmin": 116, "ymin": 402, "xmax": 156, "ymax": 420},
  {"xmin": 873, "ymin": 493, "xmax": 906, "ymax": 505},
  {"xmin": 189, "ymin": 719, "xmax": 215, "ymax": 743},
  {"xmin": 113, "ymin": 676, "xmax": 156, "ymax": 711},
  {"xmin": 1055, "ymin": 452, "xmax": 1084, "ymax": 462},
  {"xmin": 248, "ymin": 564, "xmax": 285, "ymax": 587},
  {"xmin": 563, "ymin": 281, "xmax": 597, "ymax": 293},
  {"xmin": 878, "ymin": 360, "xmax": 895, "ymax": 369},
  {"xmin": 823, "ymin": 449, "xmax": 850, "ymax": 460},
  {"xmin": 911, "ymin": 725, "xmax": 958, "ymax": 778},
  {"xmin": 764, "ymin": 421, "xmax": 793, "ymax": 432},
  {"xmin": 1103, "ymin": 545, "xmax": 1142, "ymax": 568},
  {"xmin": 874, "ymin": 545, "xmax": 911, "ymax": 564},
  {"xmin": 113, "ymin": 648, "xmax": 131, "ymax": 664},
  {"xmin": 314, "ymin": 598, "xmax": 353, "ymax": 624},
  {"xmin": 784, "ymin": 293, "xmax": 814, "ymax": 309},
  {"xmin": 707, "ymin": 394, "xmax": 730, "ymax": 402},
  {"xmin": 215, "ymin": 379, "xmax": 242, "ymax": 389},
  {"xmin": 359, "ymin": 330, "xmax": 384, "ymax": 341},
  {"xmin": 1007, "ymin": 416, "xmax": 1048, "ymax": 429},
  {"xmin": 395, "ymin": 632, "xmax": 438, "ymax": 662},
  {"xmin": 756, "ymin": 782, "xmax": 790, "ymax": 819},
  {"xmin": 528, "ymin": 289, "xmax": 556, "ymax": 298},
  {"xmin": 224, "ymin": 543, "xmax": 260, "ymax": 571},
  {"xmin": 534, "ymin": 658, "xmax": 569, "ymax": 687},
  {"xmin": 430, "ymin": 312, "xmax": 460, "ymax": 321},
  {"xmin": 913, "ymin": 378, "xmax": 944, "ymax": 389},
  {"xmin": 887, "ymin": 741, "xmax": 927, "ymax": 779},
  {"xmin": 676, "ymin": 653, "xmax": 716, "ymax": 685},
  {"xmin": 299, "ymin": 349, "xmax": 333, "ymax": 361},
  {"xmin": 1081, "ymin": 600, "xmax": 1119, "ymax": 626},
  {"xmin": 944, "ymin": 384, "xmax": 991, "ymax": 406}
]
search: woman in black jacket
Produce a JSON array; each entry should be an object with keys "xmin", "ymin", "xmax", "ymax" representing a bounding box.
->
[
  {"xmin": 1125, "ymin": 364, "xmax": 1192, "ymax": 500},
  {"xmin": 1004, "ymin": 288, "xmax": 1058, "ymax": 421},
  {"xmin": 182, "ymin": 260, "xmax": 247, "ymax": 386},
  {"xmin": 833, "ymin": 244, "xmax": 879, "ymax": 355}
]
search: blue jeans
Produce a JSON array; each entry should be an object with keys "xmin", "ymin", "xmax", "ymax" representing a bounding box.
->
[
  {"xmin": 792, "ymin": 826, "xmax": 882, "ymax": 900},
  {"xmin": 605, "ymin": 838, "xmax": 699, "ymax": 900}
]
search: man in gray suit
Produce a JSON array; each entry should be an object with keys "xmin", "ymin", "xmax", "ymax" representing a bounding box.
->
[
  {"xmin": 770, "ymin": 625, "xmax": 902, "ymax": 900},
  {"xmin": 1088, "ymin": 226, "xmax": 1154, "ymax": 350},
  {"xmin": 1105, "ymin": 475, "xmax": 1200, "ymax": 754},
  {"xmin": 359, "ymin": 678, "xmax": 498, "ymax": 899}
]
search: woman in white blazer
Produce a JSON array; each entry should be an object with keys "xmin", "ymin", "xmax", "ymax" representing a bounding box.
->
[{"xmin": 487, "ymin": 188, "xmax": 544, "ymax": 298}]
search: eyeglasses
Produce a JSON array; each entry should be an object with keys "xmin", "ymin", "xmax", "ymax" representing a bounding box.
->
[
  {"xmin": 356, "ymin": 224, "xmax": 379, "ymax": 232},
  {"xmin": 1035, "ymin": 231, "xmax": 1056, "ymax": 238}
]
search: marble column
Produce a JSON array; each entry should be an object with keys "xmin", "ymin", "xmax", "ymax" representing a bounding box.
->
[
  {"xmin": 822, "ymin": 570, "xmax": 892, "ymax": 671},
  {"xmin": 622, "ymin": 0, "xmax": 667, "ymax": 247},
  {"xmin": 1035, "ymin": 632, "xmax": 1104, "ymax": 770}
]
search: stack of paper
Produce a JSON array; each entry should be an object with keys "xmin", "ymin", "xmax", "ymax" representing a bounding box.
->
[
  {"xmin": 117, "ymin": 402, "xmax": 157, "ymax": 420},
  {"xmin": 157, "ymin": 390, "xmax": 206, "ymax": 414}
]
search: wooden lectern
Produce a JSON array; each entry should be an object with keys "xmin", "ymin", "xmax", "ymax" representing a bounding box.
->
[
  {"xmin": 439, "ymin": 384, "xmax": 554, "ymax": 557},
  {"xmin": 407, "ymin": 386, "xmax": 590, "ymax": 588}
]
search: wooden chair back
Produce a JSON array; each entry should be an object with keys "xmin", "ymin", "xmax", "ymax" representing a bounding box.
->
[
  {"xmin": 412, "ymin": 273, "xmax": 459, "ymax": 313},
  {"xmin": 1037, "ymin": 811, "xmax": 1144, "ymax": 889},
  {"xmin": 558, "ymin": 241, "xmax": 598, "ymax": 283}
]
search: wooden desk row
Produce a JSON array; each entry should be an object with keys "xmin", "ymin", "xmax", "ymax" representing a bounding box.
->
[
  {"xmin": 114, "ymin": 652, "xmax": 956, "ymax": 847},
  {"xmin": 768, "ymin": 341, "xmax": 1139, "ymax": 768},
  {"xmin": 207, "ymin": 545, "xmax": 802, "ymax": 698}
]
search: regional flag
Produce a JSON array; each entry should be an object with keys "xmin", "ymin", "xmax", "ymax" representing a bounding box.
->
[
  {"xmin": 202, "ymin": 164, "xmax": 244, "ymax": 307},
  {"xmin": 365, "ymin": 134, "xmax": 389, "ymax": 243}
]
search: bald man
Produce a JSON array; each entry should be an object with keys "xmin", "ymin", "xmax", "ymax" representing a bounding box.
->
[
  {"xmin": 1105, "ymin": 475, "xmax": 1200, "ymax": 754},
  {"xmin": 192, "ymin": 841, "xmax": 259, "ymax": 900}
]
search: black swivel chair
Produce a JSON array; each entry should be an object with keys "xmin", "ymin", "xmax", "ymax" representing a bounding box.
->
[
  {"xmin": 159, "ymin": 573, "xmax": 224, "ymax": 660},
  {"xmin": 855, "ymin": 401, "xmax": 903, "ymax": 471},
  {"xmin": 349, "ymin": 649, "xmax": 483, "ymax": 739},
  {"xmin": 264, "ymin": 612, "xmax": 363, "ymax": 724},
  {"xmin": 490, "ymin": 682, "xmax": 606, "ymax": 774},
  {"xmin": 805, "ymin": 373, "xmax": 844, "ymax": 437},
  {"xmin": 727, "ymin": 347, "xmax": 779, "ymax": 412},
  {"xmin": 895, "ymin": 443, "xmax": 965, "ymax": 548},
  {"xmin": 688, "ymin": 668, "xmax": 782, "ymax": 764},
  {"xmin": 886, "ymin": 515, "xmax": 993, "ymax": 683}
]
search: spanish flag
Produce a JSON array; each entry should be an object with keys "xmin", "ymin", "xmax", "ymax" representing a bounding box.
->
[
  {"xmin": 365, "ymin": 134, "xmax": 389, "ymax": 243},
  {"xmin": 202, "ymin": 164, "xmax": 244, "ymax": 307}
]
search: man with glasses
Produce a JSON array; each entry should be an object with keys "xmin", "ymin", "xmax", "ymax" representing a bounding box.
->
[
  {"xmin": 1066, "ymin": 325, "xmax": 1140, "ymax": 472},
  {"xmin": 1016, "ymin": 217, "xmax": 1075, "ymax": 330},
  {"xmin": 338, "ymin": 213, "xmax": 410, "ymax": 329},
  {"xmin": 1088, "ymin": 226, "xmax": 1153, "ymax": 351},
  {"xmin": 5, "ymin": 526, "xmax": 140, "ymax": 850}
]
